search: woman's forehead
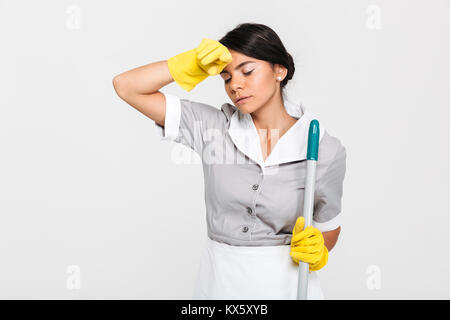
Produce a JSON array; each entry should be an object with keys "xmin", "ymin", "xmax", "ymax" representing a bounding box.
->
[{"xmin": 227, "ymin": 49, "xmax": 252, "ymax": 61}]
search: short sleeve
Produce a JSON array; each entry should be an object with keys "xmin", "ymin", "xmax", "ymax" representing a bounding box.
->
[
  {"xmin": 154, "ymin": 92, "xmax": 224, "ymax": 156},
  {"xmin": 312, "ymin": 145, "xmax": 347, "ymax": 232}
]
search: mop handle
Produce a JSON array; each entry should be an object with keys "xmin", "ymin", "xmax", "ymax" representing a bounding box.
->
[{"xmin": 297, "ymin": 120, "xmax": 320, "ymax": 300}]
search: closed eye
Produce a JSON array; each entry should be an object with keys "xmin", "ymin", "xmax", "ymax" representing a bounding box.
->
[{"xmin": 224, "ymin": 70, "xmax": 253, "ymax": 83}]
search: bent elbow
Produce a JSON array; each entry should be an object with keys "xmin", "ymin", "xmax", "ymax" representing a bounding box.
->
[{"xmin": 112, "ymin": 75, "xmax": 127, "ymax": 97}]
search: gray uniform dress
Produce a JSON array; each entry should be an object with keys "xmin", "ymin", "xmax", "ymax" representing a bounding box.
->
[
  {"xmin": 154, "ymin": 92, "xmax": 347, "ymax": 246},
  {"xmin": 154, "ymin": 92, "xmax": 347, "ymax": 299}
]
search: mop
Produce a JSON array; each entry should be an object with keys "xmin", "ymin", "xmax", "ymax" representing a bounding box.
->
[{"xmin": 297, "ymin": 119, "xmax": 320, "ymax": 300}]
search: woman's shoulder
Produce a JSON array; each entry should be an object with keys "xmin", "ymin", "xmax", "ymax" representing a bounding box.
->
[
  {"xmin": 173, "ymin": 95, "xmax": 236, "ymax": 128},
  {"xmin": 298, "ymin": 100, "xmax": 346, "ymax": 166},
  {"xmin": 316, "ymin": 129, "xmax": 347, "ymax": 180},
  {"xmin": 319, "ymin": 130, "xmax": 346, "ymax": 161}
]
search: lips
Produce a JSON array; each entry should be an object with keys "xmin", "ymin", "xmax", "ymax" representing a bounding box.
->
[{"xmin": 235, "ymin": 96, "xmax": 251, "ymax": 104}]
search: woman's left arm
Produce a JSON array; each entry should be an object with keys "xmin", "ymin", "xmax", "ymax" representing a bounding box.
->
[{"xmin": 322, "ymin": 226, "xmax": 341, "ymax": 252}]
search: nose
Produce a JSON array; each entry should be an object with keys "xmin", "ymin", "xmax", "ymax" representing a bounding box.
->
[{"xmin": 228, "ymin": 75, "xmax": 245, "ymax": 92}]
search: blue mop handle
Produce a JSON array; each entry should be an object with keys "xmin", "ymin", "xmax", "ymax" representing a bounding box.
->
[{"xmin": 297, "ymin": 120, "xmax": 320, "ymax": 300}]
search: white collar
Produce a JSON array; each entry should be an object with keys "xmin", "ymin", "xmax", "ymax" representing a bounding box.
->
[{"xmin": 226, "ymin": 97, "xmax": 325, "ymax": 168}]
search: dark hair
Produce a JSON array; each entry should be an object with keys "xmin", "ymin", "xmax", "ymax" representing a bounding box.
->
[{"xmin": 218, "ymin": 23, "xmax": 295, "ymax": 94}]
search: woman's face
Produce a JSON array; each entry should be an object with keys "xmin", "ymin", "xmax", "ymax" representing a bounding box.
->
[{"xmin": 220, "ymin": 49, "xmax": 286, "ymax": 114}]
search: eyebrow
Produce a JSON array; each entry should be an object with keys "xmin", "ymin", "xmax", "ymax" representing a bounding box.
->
[{"xmin": 220, "ymin": 61, "xmax": 256, "ymax": 74}]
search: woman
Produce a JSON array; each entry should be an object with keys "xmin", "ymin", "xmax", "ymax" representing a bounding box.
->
[{"xmin": 113, "ymin": 23, "xmax": 347, "ymax": 300}]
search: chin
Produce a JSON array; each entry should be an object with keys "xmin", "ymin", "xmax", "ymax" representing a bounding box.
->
[{"xmin": 236, "ymin": 104, "xmax": 257, "ymax": 115}]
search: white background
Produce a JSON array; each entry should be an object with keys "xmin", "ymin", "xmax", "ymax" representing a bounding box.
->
[{"xmin": 0, "ymin": 0, "xmax": 449, "ymax": 299}]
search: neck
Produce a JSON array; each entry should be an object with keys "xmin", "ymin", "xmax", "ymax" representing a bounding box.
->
[{"xmin": 251, "ymin": 94, "xmax": 296, "ymax": 140}]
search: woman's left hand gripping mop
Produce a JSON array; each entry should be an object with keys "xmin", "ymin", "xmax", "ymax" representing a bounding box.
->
[{"xmin": 290, "ymin": 216, "xmax": 329, "ymax": 272}]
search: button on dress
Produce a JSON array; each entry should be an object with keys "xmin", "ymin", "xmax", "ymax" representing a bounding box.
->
[{"xmin": 154, "ymin": 92, "xmax": 347, "ymax": 299}]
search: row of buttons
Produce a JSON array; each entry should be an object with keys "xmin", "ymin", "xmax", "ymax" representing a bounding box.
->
[{"xmin": 242, "ymin": 184, "xmax": 260, "ymax": 233}]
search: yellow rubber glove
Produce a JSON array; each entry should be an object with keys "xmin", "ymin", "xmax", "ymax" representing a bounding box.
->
[
  {"xmin": 290, "ymin": 216, "xmax": 328, "ymax": 272},
  {"xmin": 167, "ymin": 38, "xmax": 232, "ymax": 92}
]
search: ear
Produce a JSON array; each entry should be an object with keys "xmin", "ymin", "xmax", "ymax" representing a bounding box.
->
[{"xmin": 273, "ymin": 64, "xmax": 287, "ymax": 80}]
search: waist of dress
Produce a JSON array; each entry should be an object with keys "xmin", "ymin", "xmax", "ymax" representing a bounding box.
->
[
  {"xmin": 205, "ymin": 235, "xmax": 291, "ymax": 255},
  {"xmin": 207, "ymin": 229, "xmax": 293, "ymax": 247}
]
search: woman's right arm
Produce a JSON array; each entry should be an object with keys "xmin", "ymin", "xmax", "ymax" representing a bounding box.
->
[
  {"xmin": 112, "ymin": 39, "xmax": 232, "ymax": 127},
  {"xmin": 112, "ymin": 60, "xmax": 173, "ymax": 127}
]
